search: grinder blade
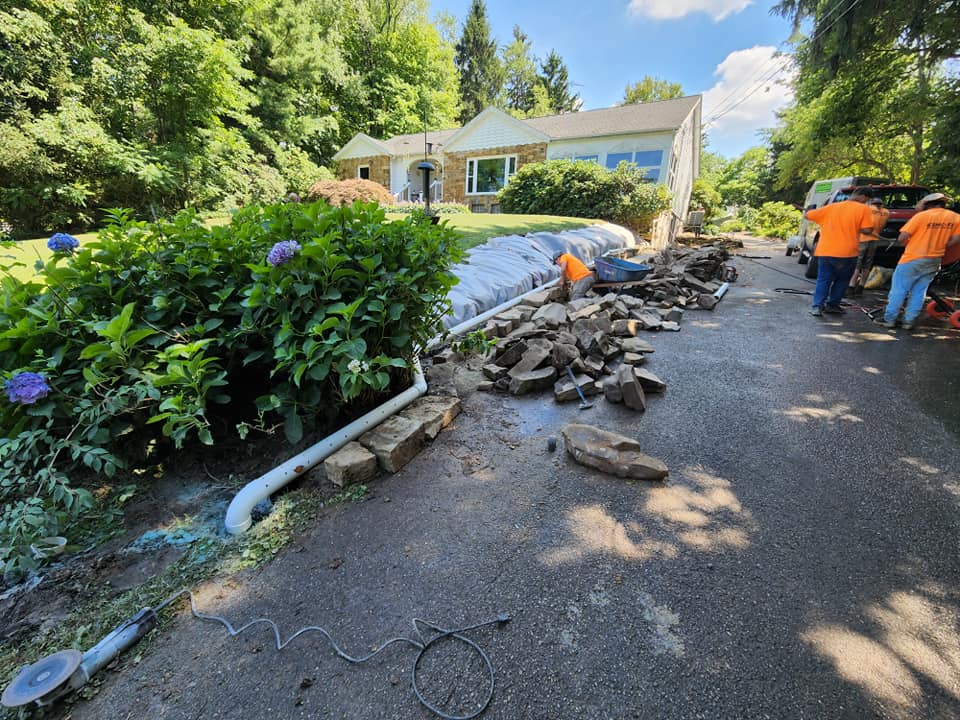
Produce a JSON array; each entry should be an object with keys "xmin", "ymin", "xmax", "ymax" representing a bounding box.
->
[{"xmin": 1, "ymin": 649, "xmax": 82, "ymax": 707}]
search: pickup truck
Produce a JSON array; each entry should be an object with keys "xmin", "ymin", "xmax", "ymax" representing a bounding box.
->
[{"xmin": 794, "ymin": 184, "xmax": 929, "ymax": 279}]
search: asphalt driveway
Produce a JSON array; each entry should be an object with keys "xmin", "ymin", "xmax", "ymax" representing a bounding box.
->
[{"xmin": 63, "ymin": 238, "xmax": 960, "ymax": 720}]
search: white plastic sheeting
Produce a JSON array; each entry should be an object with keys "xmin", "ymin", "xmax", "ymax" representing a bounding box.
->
[{"xmin": 443, "ymin": 222, "xmax": 637, "ymax": 328}]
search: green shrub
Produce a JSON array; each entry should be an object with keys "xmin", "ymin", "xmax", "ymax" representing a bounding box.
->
[
  {"xmin": 386, "ymin": 202, "xmax": 471, "ymax": 215},
  {"xmin": 755, "ymin": 201, "xmax": 802, "ymax": 240},
  {"xmin": 719, "ymin": 206, "xmax": 760, "ymax": 233},
  {"xmin": 0, "ymin": 200, "xmax": 462, "ymax": 577},
  {"xmin": 719, "ymin": 203, "xmax": 800, "ymax": 240},
  {"xmin": 498, "ymin": 159, "xmax": 671, "ymax": 232},
  {"xmin": 275, "ymin": 147, "xmax": 331, "ymax": 196}
]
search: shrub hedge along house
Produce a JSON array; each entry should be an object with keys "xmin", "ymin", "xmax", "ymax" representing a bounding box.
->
[{"xmin": 334, "ymin": 96, "xmax": 702, "ymax": 246}]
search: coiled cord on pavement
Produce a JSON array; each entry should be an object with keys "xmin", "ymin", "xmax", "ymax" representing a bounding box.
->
[{"xmin": 153, "ymin": 589, "xmax": 510, "ymax": 720}]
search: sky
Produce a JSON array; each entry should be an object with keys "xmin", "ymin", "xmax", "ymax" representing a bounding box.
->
[{"xmin": 429, "ymin": 0, "xmax": 798, "ymax": 158}]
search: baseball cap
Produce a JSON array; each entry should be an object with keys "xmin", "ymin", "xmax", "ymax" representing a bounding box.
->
[{"xmin": 920, "ymin": 192, "xmax": 951, "ymax": 205}]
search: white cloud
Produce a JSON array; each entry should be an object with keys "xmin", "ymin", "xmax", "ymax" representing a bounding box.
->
[
  {"xmin": 628, "ymin": 0, "xmax": 753, "ymax": 21},
  {"xmin": 701, "ymin": 46, "xmax": 795, "ymax": 156}
]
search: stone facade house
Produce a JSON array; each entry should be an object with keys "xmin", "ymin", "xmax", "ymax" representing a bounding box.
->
[{"xmin": 333, "ymin": 96, "xmax": 702, "ymax": 245}]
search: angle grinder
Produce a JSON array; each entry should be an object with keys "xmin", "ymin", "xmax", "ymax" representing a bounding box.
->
[{"xmin": 2, "ymin": 607, "xmax": 157, "ymax": 709}]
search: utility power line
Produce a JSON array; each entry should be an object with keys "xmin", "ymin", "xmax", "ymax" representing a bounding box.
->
[{"xmin": 703, "ymin": 0, "xmax": 866, "ymax": 128}]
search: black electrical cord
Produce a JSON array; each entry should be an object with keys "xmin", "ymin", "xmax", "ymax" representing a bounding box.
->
[{"xmin": 153, "ymin": 589, "xmax": 510, "ymax": 720}]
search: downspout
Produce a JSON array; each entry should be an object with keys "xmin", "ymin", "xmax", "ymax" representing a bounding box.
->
[
  {"xmin": 224, "ymin": 277, "xmax": 561, "ymax": 535},
  {"xmin": 224, "ymin": 358, "xmax": 427, "ymax": 535}
]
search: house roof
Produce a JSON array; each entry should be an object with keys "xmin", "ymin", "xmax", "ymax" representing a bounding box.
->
[
  {"xmin": 524, "ymin": 95, "xmax": 701, "ymax": 140},
  {"xmin": 381, "ymin": 128, "xmax": 460, "ymax": 156},
  {"xmin": 339, "ymin": 95, "xmax": 702, "ymax": 158}
]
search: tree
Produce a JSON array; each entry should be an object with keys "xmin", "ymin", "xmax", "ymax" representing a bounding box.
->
[
  {"xmin": 502, "ymin": 26, "xmax": 538, "ymax": 116},
  {"xmin": 454, "ymin": 0, "xmax": 502, "ymax": 122},
  {"xmin": 773, "ymin": 0, "xmax": 958, "ymax": 185},
  {"xmin": 622, "ymin": 76, "xmax": 683, "ymax": 105},
  {"xmin": 716, "ymin": 146, "xmax": 775, "ymax": 207},
  {"xmin": 539, "ymin": 50, "xmax": 579, "ymax": 114}
]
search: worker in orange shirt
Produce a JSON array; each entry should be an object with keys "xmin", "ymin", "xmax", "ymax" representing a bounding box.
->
[
  {"xmin": 553, "ymin": 251, "xmax": 595, "ymax": 300},
  {"xmin": 803, "ymin": 187, "xmax": 876, "ymax": 316},
  {"xmin": 882, "ymin": 192, "xmax": 960, "ymax": 330},
  {"xmin": 850, "ymin": 197, "xmax": 890, "ymax": 297}
]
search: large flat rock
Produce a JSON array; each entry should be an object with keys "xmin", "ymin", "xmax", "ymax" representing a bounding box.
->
[
  {"xmin": 561, "ymin": 423, "xmax": 668, "ymax": 481},
  {"xmin": 398, "ymin": 395, "xmax": 462, "ymax": 440},
  {"xmin": 359, "ymin": 415, "xmax": 426, "ymax": 473},
  {"xmin": 323, "ymin": 441, "xmax": 378, "ymax": 487}
]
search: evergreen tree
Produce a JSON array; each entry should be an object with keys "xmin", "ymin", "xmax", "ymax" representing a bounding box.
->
[
  {"xmin": 539, "ymin": 50, "xmax": 579, "ymax": 114},
  {"xmin": 502, "ymin": 26, "xmax": 538, "ymax": 116},
  {"xmin": 454, "ymin": 0, "xmax": 502, "ymax": 123}
]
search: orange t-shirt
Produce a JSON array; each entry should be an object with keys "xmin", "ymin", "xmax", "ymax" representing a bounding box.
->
[
  {"xmin": 871, "ymin": 207, "xmax": 890, "ymax": 236},
  {"xmin": 558, "ymin": 253, "xmax": 591, "ymax": 281},
  {"xmin": 899, "ymin": 207, "xmax": 960, "ymax": 264},
  {"xmin": 806, "ymin": 200, "xmax": 875, "ymax": 257}
]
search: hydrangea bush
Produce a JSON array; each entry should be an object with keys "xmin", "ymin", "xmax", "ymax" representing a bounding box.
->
[{"xmin": 0, "ymin": 201, "xmax": 462, "ymax": 578}]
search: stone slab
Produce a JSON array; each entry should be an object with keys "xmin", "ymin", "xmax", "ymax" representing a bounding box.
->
[
  {"xmin": 359, "ymin": 415, "xmax": 426, "ymax": 473},
  {"xmin": 398, "ymin": 395, "xmax": 462, "ymax": 440},
  {"xmin": 633, "ymin": 367, "xmax": 667, "ymax": 393},
  {"xmin": 509, "ymin": 366, "xmax": 558, "ymax": 395},
  {"xmin": 561, "ymin": 423, "xmax": 668, "ymax": 481},
  {"xmin": 323, "ymin": 441, "xmax": 378, "ymax": 487}
]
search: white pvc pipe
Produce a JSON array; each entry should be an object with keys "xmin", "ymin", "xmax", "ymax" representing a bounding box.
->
[
  {"xmin": 430, "ymin": 277, "xmax": 561, "ymax": 350},
  {"xmin": 225, "ymin": 277, "xmax": 564, "ymax": 535},
  {"xmin": 224, "ymin": 358, "xmax": 427, "ymax": 535}
]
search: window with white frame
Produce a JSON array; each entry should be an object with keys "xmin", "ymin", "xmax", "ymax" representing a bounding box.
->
[
  {"xmin": 357, "ymin": 165, "xmax": 370, "ymax": 180},
  {"xmin": 466, "ymin": 155, "xmax": 517, "ymax": 194},
  {"xmin": 604, "ymin": 150, "xmax": 664, "ymax": 181}
]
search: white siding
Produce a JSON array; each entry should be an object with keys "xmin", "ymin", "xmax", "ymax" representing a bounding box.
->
[
  {"xmin": 447, "ymin": 114, "xmax": 542, "ymax": 153},
  {"xmin": 649, "ymin": 107, "xmax": 699, "ymax": 247},
  {"xmin": 337, "ymin": 137, "xmax": 388, "ymax": 160},
  {"xmin": 546, "ymin": 132, "xmax": 674, "ymax": 166},
  {"xmin": 390, "ymin": 157, "xmax": 410, "ymax": 195}
]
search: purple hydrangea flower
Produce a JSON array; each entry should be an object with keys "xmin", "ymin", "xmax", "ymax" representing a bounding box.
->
[
  {"xmin": 5, "ymin": 372, "xmax": 51, "ymax": 405},
  {"xmin": 47, "ymin": 233, "xmax": 80, "ymax": 253},
  {"xmin": 267, "ymin": 240, "xmax": 301, "ymax": 267}
]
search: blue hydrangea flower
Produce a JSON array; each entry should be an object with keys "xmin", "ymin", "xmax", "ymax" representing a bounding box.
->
[
  {"xmin": 47, "ymin": 233, "xmax": 80, "ymax": 253},
  {"xmin": 267, "ymin": 240, "xmax": 301, "ymax": 267},
  {"xmin": 5, "ymin": 372, "xmax": 51, "ymax": 405}
]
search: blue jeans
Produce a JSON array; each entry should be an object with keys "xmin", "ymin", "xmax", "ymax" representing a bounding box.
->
[
  {"xmin": 883, "ymin": 257, "xmax": 941, "ymax": 324},
  {"xmin": 813, "ymin": 256, "xmax": 858, "ymax": 309}
]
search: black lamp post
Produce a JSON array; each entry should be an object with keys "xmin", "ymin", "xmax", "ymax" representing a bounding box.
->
[{"xmin": 418, "ymin": 160, "xmax": 436, "ymax": 218}]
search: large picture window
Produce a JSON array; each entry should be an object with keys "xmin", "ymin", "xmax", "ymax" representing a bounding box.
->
[
  {"xmin": 467, "ymin": 155, "xmax": 517, "ymax": 194},
  {"xmin": 604, "ymin": 149, "xmax": 664, "ymax": 182}
]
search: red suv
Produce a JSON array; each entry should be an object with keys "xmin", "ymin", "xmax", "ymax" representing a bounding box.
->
[{"xmin": 799, "ymin": 184, "xmax": 929, "ymax": 279}]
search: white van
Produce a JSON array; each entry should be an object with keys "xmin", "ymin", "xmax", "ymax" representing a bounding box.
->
[{"xmin": 785, "ymin": 176, "xmax": 885, "ymax": 257}]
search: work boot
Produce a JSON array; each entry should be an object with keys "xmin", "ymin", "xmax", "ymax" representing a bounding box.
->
[
  {"xmin": 824, "ymin": 304, "xmax": 845, "ymax": 314},
  {"xmin": 882, "ymin": 319, "xmax": 897, "ymax": 329},
  {"xmin": 810, "ymin": 306, "xmax": 823, "ymax": 317},
  {"xmin": 901, "ymin": 322, "xmax": 915, "ymax": 331}
]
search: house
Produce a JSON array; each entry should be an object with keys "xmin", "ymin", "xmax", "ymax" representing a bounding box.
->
[{"xmin": 333, "ymin": 95, "xmax": 702, "ymax": 246}]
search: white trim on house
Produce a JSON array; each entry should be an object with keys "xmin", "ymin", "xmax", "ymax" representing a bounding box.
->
[
  {"xmin": 357, "ymin": 164, "xmax": 370, "ymax": 179},
  {"xmin": 465, "ymin": 154, "xmax": 518, "ymax": 195},
  {"xmin": 333, "ymin": 133, "xmax": 393, "ymax": 161},
  {"xmin": 444, "ymin": 107, "xmax": 549, "ymax": 154}
]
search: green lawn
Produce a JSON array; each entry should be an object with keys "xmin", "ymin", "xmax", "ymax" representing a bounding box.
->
[
  {"xmin": 437, "ymin": 213, "xmax": 600, "ymax": 250},
  {"xmin": 2, "ymin": 232, "xmax": 99, "ymax": 282},
  {"xmin": 7, "ymin": 213, "xmax": 597, "ymax": 281}
]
